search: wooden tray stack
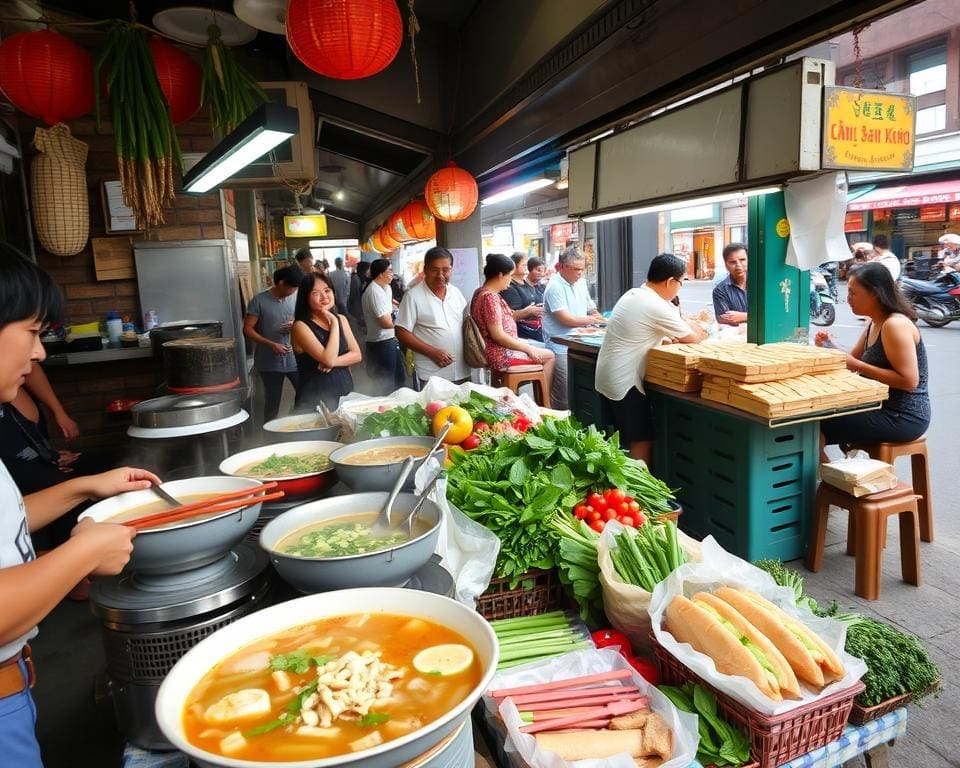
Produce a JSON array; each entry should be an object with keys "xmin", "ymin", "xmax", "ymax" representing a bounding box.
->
[
  {"xmin": 696, "ymin": 343, "xmax": 847, "ymax": 383},
  {"xmin": 646, "ymin": 342, "xmax": 756, "ymax": 392}
]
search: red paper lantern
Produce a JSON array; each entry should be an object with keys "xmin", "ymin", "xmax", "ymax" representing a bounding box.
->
[
  {"xmin": 424, "ymin": 162, "xmax": 478, "ymax": 222},
  {"xmin": 401, "ymin": 199, "xmax": 436, "ymax": 240},
  {"xmin": 148, "ymin": 38, "xmax": 202, "ymax": 124},
  {"xmin": 387, "ymin": 209, "xmax": 413, "ymax": 242},
  {"xmin": 286, "ymin": 0, "xmax": 403, "ymax": 80},
  {"xmin": 379, "ymin": 226, "xmax": 403, "ymax": 251},
  {"xmin": 370, "ymin": 231, "xmax": 388, "ymax": 253},
  {"xmin": 0, "ymin": 30, "xmax": 94, "ymax": 125}
]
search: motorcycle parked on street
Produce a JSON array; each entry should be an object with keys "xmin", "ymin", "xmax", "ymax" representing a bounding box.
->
[
  {"xmin": 810, "ymin": 268, "xmax": 836, "ymax": 326},
  {"xmin": 898, "ymin": 271, "xmax": 960, "ymax": 328}
]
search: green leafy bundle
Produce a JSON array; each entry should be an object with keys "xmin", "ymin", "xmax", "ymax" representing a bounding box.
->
[
  {"xmin": 660, "ymin": 683, "xmax": 751, "ymax": 767},
  {"xmin": 548, "ymin": 514, "xmax": 603, "ymax": 625},
  {"xmin": 611, "ymin": 521, "xmax": 686, "ymax": 591},
  {"xmin": 95, "ymin": 23, "xmax": 181, "ymax": 228},
  {"xmin": 201, "ymin": 24, "xmax": 268, "ymax": 134},
  {"xmin": 355, "ymin": 403, "xmax": 431, "ymax": 439}
]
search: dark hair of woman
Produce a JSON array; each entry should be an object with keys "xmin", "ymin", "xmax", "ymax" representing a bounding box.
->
[
  {"xmin": 527, "ymin": 256, "xmax": 544, "ymax": 271},
  {"xmin": 848, "ymin": 261, "xmax": 916, "ymax": 321},
  {"xmin": 647, "ymin": 253, "xmax": 687, "ymax": 283},
  {"xmin": 0, "ymin": 243, "xmax": 63, "ymax": 327},
  {"xmin": 484, "ymin": 253, "xmax": 515, "ymax": 279},
  {"xmin": 294, "ymin": 272, "xmax": 336, "ymax": 322}
]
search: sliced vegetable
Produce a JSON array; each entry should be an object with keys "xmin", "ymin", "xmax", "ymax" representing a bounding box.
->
[{"xmin": 412, "ymin": 644, "xmax": 474, "ymax": 676}]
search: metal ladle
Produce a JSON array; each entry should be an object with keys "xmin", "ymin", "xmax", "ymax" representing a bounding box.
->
[
  {"xmin": 149, "ymin": 483, "xmax": 183, "ymax": 509},
  {"xmin": 397, "ymin": 468, "xmax": 446, "ymax": 537},
  {"xmin": 373, "ymin": 456, "xmax": 417, "ymax": 532}
]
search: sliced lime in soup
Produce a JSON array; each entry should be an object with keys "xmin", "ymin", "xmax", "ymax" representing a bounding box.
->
[{"xmin": 412, "ymin": 644, "xmax": 474, "ymax": 676}]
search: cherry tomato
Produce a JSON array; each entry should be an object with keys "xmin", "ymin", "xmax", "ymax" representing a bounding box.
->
[
  {"xmin": 604, "ymin": 488, "xmax": 626, "ymax": 504},
  {"xmin": 619, "ymin": 515, "xmax": 635, "ymax": 528},
  {"xmin": 628, "ymin": 655, "xmax": 660, "ymax": 684},
  {"xmin": 460, "ymin": 433, "xmax": 481, "ymax": 450},
  {"xmin": 573, "ymin": 504, "xmax": 589, "ymax": 520},
  {"xmin": 589, "ymin": 510, "xmax": 603, "ymax": 522},
  {"xmin": 587, "ymin": 493, "xmax": 607, "ymax": 512},
  {"xmin": 474, "ymin": 421, "xmax": 490, "ymax": 433},
  {"xmin": 628, "ymin": 500, "xmax": 641, "ymax": 514},
  {"xmin": 636, "ymin": 512, "xmax": 647, "ymax": 526},
  {"xmin": 602, "ymin": 508, "xmax": 618, "ymax": 521},
  {"xmin": 616, "ymin": 501, "xmax": 630, "ymax": 516},
  {"xmin": 589, "ymin": 519, "xmax": 605, "ymax": 533}
]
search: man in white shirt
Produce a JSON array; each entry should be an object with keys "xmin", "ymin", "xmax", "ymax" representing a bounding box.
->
[
  {"xmin": 596, "ymin": 253, "xmax": 706, "ymax": 463},
  {"xmin": 396, "ymin": 246, "xmax": 469, "ymax": 386},
  {"xmin": 871, "ymin": 234, "xmax": 901, "ymax": 281},
  {"xmin": 362, "ymin": 259, "xmax": 406, "ymax": 394},
  {"xmin": 542, "ymin": 247, "xmax": 605, "ymax": 409}
]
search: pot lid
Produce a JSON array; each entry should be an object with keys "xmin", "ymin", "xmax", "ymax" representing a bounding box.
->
[
  {"xmin": 152, "ymin": 7, "xmax": 257, "ymax": 46},
  {"xmin": 130, "ymin": 392, "xmax": 242, "ymax": 429},
  {"xmin": 233, "ymin": 0, "xmax": 286, "ymax": 34}
]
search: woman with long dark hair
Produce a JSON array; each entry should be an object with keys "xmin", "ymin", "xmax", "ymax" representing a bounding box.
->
[
  {"xmin": 291, "ymin": 273, "xmax": 362, "ymax": 411},
  {"xmin": 819, "ymin": 261, "xmax": 930, "ymax": 448}
]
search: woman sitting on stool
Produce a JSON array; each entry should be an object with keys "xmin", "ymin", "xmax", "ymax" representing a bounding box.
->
[{"xmin": 818, "ymin": 261, "xmax": 930, "ymax": 452}]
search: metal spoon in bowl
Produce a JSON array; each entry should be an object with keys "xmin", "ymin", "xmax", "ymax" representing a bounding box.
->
[
  {"xmin": 373, "ymin": 456, "xmax": 417, "ymax": 532},
  {"xmin": 398, "ymin": 468, "xmax": 445, "ymax": 537},
  {"xmin": 150, "ymin": 483, "xmax": 183, "ymax": 509}
]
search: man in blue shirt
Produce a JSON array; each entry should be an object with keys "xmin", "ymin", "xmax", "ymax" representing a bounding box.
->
[{"xmin": 712, "ymin": 243, "xmax": 748, "ymax": 326}]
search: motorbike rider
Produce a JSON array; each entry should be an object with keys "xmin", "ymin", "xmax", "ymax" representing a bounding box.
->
[{"xmin": 940, "ymin": 233, "xmax": 960, "ymax": 272}]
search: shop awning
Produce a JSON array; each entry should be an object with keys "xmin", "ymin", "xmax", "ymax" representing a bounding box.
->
[{"xmin": 847, "ymin": 179, "xmax": 960, "ymax": 211}]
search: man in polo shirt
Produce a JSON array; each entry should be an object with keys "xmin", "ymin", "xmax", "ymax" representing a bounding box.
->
[
  {"xmin": 712, "ymin": 243, "xmax": 748, "ymax": 326},
  {"xmin": 395, "ymin": 246, "xmax": 469, "ymax": 386},
  {"xmin": 542, "ymin": 247, "xmax": 605, "ymax": 409}
]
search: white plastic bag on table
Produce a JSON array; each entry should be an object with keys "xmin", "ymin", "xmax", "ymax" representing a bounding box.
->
[
  {"xmin": 414, "ymin": 458, "xmax": 499, "ymax": 607},
  {"xmin": 648, "ymin": 537, "xmax": 867, "ymax": 715},
  {"xmin": 597, "ymin": 520, "xmax": 703, "ymax": 654},
  {"xmin": 485, "ymin": 648, "xmax": 698, "ymax": 768}
]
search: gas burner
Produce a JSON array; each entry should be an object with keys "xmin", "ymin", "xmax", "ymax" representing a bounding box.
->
[{"xmin": 402, "ymin": 555, "xmax": 455, "ymax": 597}]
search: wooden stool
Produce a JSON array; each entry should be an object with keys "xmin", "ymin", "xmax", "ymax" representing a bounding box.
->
[
  {"xmin": 849, "ymin": 437, "xmax": 933, "ymax": 542},
  {"xmin": 490, "ymin": 365, "xmax": 551, "ymax": 408},
  {"xmin": 806, "ymin": 481, "xmax": 921, "ymax": 601}
]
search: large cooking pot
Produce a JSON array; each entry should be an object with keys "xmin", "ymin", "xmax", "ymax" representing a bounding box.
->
[
  {"xmin": 79, "ymin": 476, "xmax": 263, "ymax": 574},
  {"xmin": 329, "ymin": 436, "xmax": 444, "ymax": 492},
  {"xmin": 219, "ymin": 440, "xmax": 342, "ymax": 498},
  {"xmin": 262, "ymin": 413, "xmax": 340, "ymax": 443},
  {"xmin": 154, "ymin": 588, "xmax": 498, "ymax": 768},
  {"xmin": 149, "ymin": 320, "xmax": 222, "ymax": 358},
  {"xmin": 259, "ymin": 492, "xmax": 442, "ymax": 592}
]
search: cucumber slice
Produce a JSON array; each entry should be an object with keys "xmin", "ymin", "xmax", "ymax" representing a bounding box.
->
[{"xmin": 412, "ymin": 644, "xmax": 474, "ymax": 676}]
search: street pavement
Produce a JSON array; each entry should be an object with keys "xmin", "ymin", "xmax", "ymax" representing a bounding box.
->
[{"xmin": 682, "ymin": 277, "xmax": 960, "ymax": 768}]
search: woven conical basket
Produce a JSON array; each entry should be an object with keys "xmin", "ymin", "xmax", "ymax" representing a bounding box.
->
[{"xmin": 31, "ymin": 123, "xmax": 89, "ymax": 256}]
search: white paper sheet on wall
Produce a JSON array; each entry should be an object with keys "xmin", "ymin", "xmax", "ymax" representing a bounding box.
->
[{"xmin": 784, "ymin": 172, "xmax": 851, "ymax": 270}]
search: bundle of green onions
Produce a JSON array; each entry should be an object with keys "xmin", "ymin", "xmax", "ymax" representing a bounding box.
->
[
  {"xmin": 202, "ymin": 24, "xmax": 268, "ymax": 134},
  {"xmin": 610, "ymin": 521, "xmax": 686, "ymax": 592},
  {"xmin": 490, "ymin": 611, "xmax": 592, "ymax": 670}
]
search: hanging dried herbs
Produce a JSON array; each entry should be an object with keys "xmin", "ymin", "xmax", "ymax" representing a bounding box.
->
[
  {"xmin": 201, "ymin": 24, "xmax": 267, "ymax": 134},
  {"xmin": 95, "ymin": 23, "xmax": 181, "ymax": 228}
]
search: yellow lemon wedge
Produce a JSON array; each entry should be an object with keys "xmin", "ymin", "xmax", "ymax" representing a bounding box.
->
[{"xmin": 412, "ymin": 644, "xmax": 474, "ymax": 676}]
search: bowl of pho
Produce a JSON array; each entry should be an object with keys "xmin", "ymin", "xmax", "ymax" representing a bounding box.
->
[{"xmin": 219, "ymin": 440, "xmax": 342, "ymax": 498}]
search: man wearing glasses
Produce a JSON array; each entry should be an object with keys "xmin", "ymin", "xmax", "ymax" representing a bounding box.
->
[
  {"xmin": 712, "ymin": 243, "xmax": 749, "ymax": 326},
  {"xmin": 542, "ymin": 247, "xmax": 606, "ymax": 409},
  {"xmin": 596, "ymin": 254, "xmax": 706, "ymax": 464}
]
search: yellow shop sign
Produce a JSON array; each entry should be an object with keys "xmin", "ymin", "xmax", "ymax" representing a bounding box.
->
[
  {"xmin": 822, "ymin": 87, "xmax": 916, "ymax": 172},
  {"xmin": 284, "ymin": 214, "xmax": 328, "ymax": 238}
]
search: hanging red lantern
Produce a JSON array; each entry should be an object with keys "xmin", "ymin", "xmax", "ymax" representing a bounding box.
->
[
  {"xmin": 370, "ymin": 231, "xmax": 388, "ymax": 253},
  {"xmin": 379, "ymin": 225, "xmax": 403, "ymax": 251},
  {"xmin": 387, "ymin": 209, "xmax": 413, "ymax": 242},
  {"xmin": 148, "ymin": 38, "xmax": 202, "ymax": 124},
  {"xmin": 401, "ymin": 199, "xmax": 436, "ymax": 240},
  {"xmin": 424, "ymin": 162, "xmax": 478, "ymax": 222},
  {"xmin": 286, "ymin": 0, "xmax": 403, "ymax": 80},
  {"xmin": 0, "ymin": 30, "xmax": 94, "ymax": 125}
]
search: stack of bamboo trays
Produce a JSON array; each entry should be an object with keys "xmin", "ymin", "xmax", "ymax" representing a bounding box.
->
[
  {"xmin": 645, "ymin": 342, "xmax": 756, "ymax": 392},
  {"xmin": 695, "ymin": 342, "xmax": 847, "ymax": 383}
]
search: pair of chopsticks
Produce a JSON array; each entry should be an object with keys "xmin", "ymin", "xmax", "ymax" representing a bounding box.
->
[
  {"xmin": 124, "ymin": 482, "xmax": 284, "ymax": 530},
  {"xmin": 489, "ymin": 669, "xmax": 650, "ymax": 734}
]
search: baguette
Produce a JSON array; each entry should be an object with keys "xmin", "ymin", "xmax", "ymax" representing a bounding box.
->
[
  {"xmin": 665, "ymin": 595, "xmax": 782, "ymax": 701},
  {"xmin": 714, "ymin": 587, "xmax": 845, "ymax": 687}
]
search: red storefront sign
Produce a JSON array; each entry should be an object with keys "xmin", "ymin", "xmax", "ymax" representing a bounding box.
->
[
  {"xmin": 550, "ymin": 221, "xmax": 579, "ymax": 246},
  {"xmin": 844, "ymin": 211, "xmax": 866, "ymax": 232},
  {"xmin": 919, "ymin": 205, "xmax": 946, "ymax": 222},
  {"xmin": 950, "ymin": 204, "xmax": 960, "ymax": 220}
]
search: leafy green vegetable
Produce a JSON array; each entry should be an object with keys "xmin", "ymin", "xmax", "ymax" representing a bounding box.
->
[
  {"xmin": 752, "ymin": 559, "xmax": 822, "ymax": 615},
  {"xmin": 548, "ymin": 515, "xmax": 604, "ymax": 625},
  {"xmin": 244, "ymin": 680, "xmax": 319, "ymax": 738},
  {"xmin": 659, "ymin": 683, "xmax": 750, "ymax": 767},
  {"xmin": 356, "ymin": 403, "xmax": 431, "ymax": 439},
  {"xmin": 459, "ymin": 391, "xmax": 516, "ymax": 425},
  {"xmin": 359, "ymin": 712, "xmax": 391, "ymax": 726},
  {"xmin": 281, "ymin": 520, "xmax": 408, "ymax": 557},
  {"xmin": 270, "ymin": 650, "xmax": 332, "ymax": 675},
  {"xmin": 611, "ymin": 521, "xmax": 686, "ymax": 591},
  {"xmin": 244, "ymin": 452, "xmax": 331, "ymax": 477}
]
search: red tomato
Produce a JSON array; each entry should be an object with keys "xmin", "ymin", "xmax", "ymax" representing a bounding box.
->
[
  {"xmin": 628, "ymin": 655, "xmax": 660, "ymax": 684},
  {"xmin": 636, "ymin": 512, "xmax": 647, "ymax": 526},
  {"xmin": 591, "ymin": 628, "xmax": 633, "ymax": 654},
  {"xmin": 460, "ymin": 433, "xmax": 482, "ymax": 450},
  {"xmin": 616, "ymin": 501, "xmax": 630, "ymax": 516},
  {"xmin": 628, "ymin": 500, "xmax": 641, "ymax": 514},
  {"xmin": 573, "ymin": 504, "xmax": 589, "ymax": 520},
  {"xmin": 619, "ymin": 515, "xmax": 635, "ymax": 527},
  {"xmin": 602, "ymin": 508, "xmax": 618, "ymax": 521},
  {"xmin": 604, "ymin": 488, "xmax": 626, "ymax": 504},
  {"xmin": 589, "ymin": 510, "xmax": 603, "ymax": 522},
  {"xmin": 589, "ymin": 519, "xmax": 605, "ymax": 533},
  {"xmin": 587, "ymin": 493, "xmax": 607, "ymax": 512},
  {"xmin": 474, "ymin": 421, "xmax": 490, "ymax": 432}
]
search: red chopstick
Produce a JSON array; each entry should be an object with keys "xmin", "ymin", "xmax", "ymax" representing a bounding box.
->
[
  {"xmin": 490, "ymin": 669, "xmax": 633, "ymax": 699},
  {"xmin": 516, "ymin": 690, "xmax": 640, "ymax": 711},
  {"xmin": 125, "ymin": 488, "xmax": 283, "ymax": 530},
  {"xmin": 129, "ymin": 482, "xmax": 279, "ymax": 527},
  {"xmin": 520, "ymin": 698, "xmax": 649, "ymax": 734},
  {"xmin": 505, "ymin": 685, "xmax": 639, "ymax": 707}
]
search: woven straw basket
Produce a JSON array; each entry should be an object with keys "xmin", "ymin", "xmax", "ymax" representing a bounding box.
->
[{"xmin": 31, "ymin": 124, "xmax": 89, "ymax": 256}]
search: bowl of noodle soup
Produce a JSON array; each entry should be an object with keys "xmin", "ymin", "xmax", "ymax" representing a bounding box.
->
[{"xmin": 220, "ymin": 441, "xmax": 343, "ymax": 498}]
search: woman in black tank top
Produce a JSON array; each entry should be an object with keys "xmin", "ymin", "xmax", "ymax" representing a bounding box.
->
[
  {"xmin": 820, "ymin": 262, "xmax": 930, "ymax": 449},
  {"xmin": 291, "ymin": 273, "xmax": 362, "ymax": 411}
]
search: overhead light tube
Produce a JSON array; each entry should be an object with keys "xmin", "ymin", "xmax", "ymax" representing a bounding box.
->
[
  {"xmin": 582, "ymin": 186, "xmax": 782, "ymax": 222},
  {"xmin": 481, "ymin": 177, "xmax": 556, "ymax": 206},
  {"xmin": 183, "ymin": 102, "xmax": 299, "ymax": 194}
]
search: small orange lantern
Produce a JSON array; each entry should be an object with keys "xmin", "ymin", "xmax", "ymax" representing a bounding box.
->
[
  {"xmin": 401, "ymin": 199, "xmax": 436, "ymax": 240},
  {"xmin": 387, "ymin": 209, "xmax": 413, "ymax": 242},
  {"xmin": 378, "ymin": 225, "xmax": 403, "ymax": 251},
  {"xmin": 424, "ymin": 162, "xmax": 478, "ymax": 222},
  {"xmin": 370, "ymin": 231, "xmax": 388, "ymax": 253}
]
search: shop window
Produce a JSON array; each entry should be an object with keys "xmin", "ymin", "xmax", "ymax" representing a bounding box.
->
[{"xmin": 908, "ymin": 47, "xmax": 946, "ymax": 135}]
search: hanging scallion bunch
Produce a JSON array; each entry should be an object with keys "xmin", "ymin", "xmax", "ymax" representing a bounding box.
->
[
  {"xmin": 95, "ymin": 23, "xmax": 181, "ymax": 228},
  {"xmin": 201, "ymin": 24, "xmax": 268, "ymax": 134}
]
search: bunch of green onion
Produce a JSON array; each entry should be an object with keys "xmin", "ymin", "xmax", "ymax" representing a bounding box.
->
[{"xmin": 490, "ymin": 611, "xmax": 591, "ymax": 670}]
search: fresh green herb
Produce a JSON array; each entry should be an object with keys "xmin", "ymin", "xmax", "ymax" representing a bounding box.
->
[
  {"xmin": 659, "ymin": 683, "xmax": 750, "ymax": 766},
  {"xmin": 281, "ymin": 520, "xmax": 408, "ymax": 557},
  {"xmin": 245, "ymin": 452, "xmax": 331, "ymax": 478},
  {"xmin": 459, "ymin": 391, "xmax": 515, "ymax": 425},
  {"xmin": 244, "ymin": 680, "xmax": 319, "ymax": 738},
  {"xmin": 356, "ymin": 403, "xmax": 431, "ymax": 439},
  {"xmin": 201, "ymin": 24, "xmax": 268, "ymax": 134},
  {"xmin": 270, "ymin": 650, "xmax": 332, "ymax": 675},
  {"xmin": 611, "ymin": 521, "xmax": 686, "ymax": 591},
  {"xmin": 359, "ymin": 712, "xmax": 391, "ymax": 727},
  {"xmin": 752, "ymin": 559, "xmax": 823, "ymax": 615},
  {"xmin": 548, "ymin": 515, "xmax": 604, "ymax": 625}
]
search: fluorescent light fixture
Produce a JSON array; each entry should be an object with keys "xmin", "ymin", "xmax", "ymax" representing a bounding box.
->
[
  {"xmin": 589, "ymin": 129, "xmax": 614, "ymax": 142},
  {"xmin": 481, "ymin": 177, "xmax": 556, "ymax": 206},
  {"xmin": 308, "ymin": 238, "xmax": 360, "ymax": 248},
  {"xmin": 582, "ymin": 186, "xmax": 782, "ymax": 222},
  {"xmin": 183, "ymin": 102, "xmax": 299, "ymax": 194}
]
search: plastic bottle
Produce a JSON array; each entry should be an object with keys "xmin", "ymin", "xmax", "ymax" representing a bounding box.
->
[{"xmin": 106, "ymin": 310, "xmax": 123, "ymax": 345}]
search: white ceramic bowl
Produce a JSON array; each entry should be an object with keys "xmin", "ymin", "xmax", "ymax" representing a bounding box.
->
[
  {"xmin": 79, "ymin": 476, "xmax": 263, "ymax": 574},
  {"xmin": 155, "ymin": 588, "xmax": 499, "ymax": 768}
]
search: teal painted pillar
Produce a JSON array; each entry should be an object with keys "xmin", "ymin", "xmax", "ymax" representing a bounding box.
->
[{"xmin": 747, "ymin": 192, "xmax": 809, "ymax": 344}]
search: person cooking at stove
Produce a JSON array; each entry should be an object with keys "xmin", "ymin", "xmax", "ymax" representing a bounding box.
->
[
  {"xmin": 712, "ymin": 243, "xmax": 748, "ymax": 326},
  {"xmin": 0, "ymin": 246, "xmax": 160, "ymax": 767}
]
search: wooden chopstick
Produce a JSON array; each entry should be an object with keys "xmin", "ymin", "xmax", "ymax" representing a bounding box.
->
[
  {"xmin": 125, "ymin": 491, "xmax": 285, "ymax": 530},
  {"xmin": 124, "ymin": 484, "xmax": 281, "ymax": 530}
]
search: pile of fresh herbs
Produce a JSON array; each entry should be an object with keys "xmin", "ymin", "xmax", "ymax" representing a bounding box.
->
[
  {"xmin": 660, "ymin": 683, "xmax": 751, "ymax": 767},
  {"xmin": 355, "ymin": 403, "xmax": 431, "ymax": 439}
]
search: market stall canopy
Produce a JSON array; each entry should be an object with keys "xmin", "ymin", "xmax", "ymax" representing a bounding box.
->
[{"xmin": 846, "ymin": 179, "xmax": 960, "ymax": 211}]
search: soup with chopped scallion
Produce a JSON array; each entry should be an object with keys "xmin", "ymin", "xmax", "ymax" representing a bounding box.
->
[
  {"xmin": 182, "ymin": 614, "xmax": 481, "ymax": 761},
  {"xmin": 276, "ymin": 513, "xmax": 433, "ymax": 558},
  {"xmin": 236, "ymin": 452, "xmax": 331, "ymax": 478}
]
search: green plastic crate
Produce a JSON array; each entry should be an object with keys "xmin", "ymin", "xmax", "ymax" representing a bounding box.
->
[{"xmin": 651, "ymin": 390, "xmax": 818, "ymax": 561}]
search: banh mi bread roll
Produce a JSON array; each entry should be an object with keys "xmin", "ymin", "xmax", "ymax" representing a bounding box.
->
[
  {"xmin": 713, "ymin": 587, "xmax": 845, "ymax": 687},
  {"xmin": 664, "ymin": 595, "xmax": 782, "ymax": 701},
  {"xmin": 692, "ymin": 592, "xmax": 801, "ymax": 699}
]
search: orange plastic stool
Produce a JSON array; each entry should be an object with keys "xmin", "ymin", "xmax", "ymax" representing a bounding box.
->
[
  {"xmin": 806, "ymin": 481, "xmax": 921, "ymax": 601},
  {"xmin": 849, "ymin": 437, "xmax": 932, "ymax": 542},
  {"xmin": 491, "ymin": 365, "xmax": 551, "ymax": 408}
]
